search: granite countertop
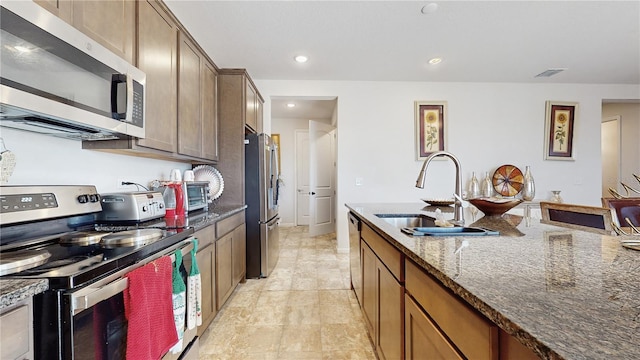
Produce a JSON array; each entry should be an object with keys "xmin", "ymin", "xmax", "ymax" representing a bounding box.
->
[
  {"xmin": 346, "ymin": 203, "xmax": 640, "ymax": 360},
  {"xmin": 0, "ymin": 279, "xmax": 48, "ymax": 310},
  {"xmin": 187, "ymin": 204, "xmax": 247, "ymax": 231}
]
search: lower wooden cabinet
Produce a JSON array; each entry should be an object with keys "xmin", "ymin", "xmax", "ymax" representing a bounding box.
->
[
  {"xmin": 405, "ymin": 293, "xmax": 463, "ymax": 360},
  {"xmin": 194, "ymin": 225, "xmax": 216, "ymax": 336},
  {"xmin": 0, "ymin": 298, "xmax": 33, "ymax": 360},
  {"xmin": 215, "ymin": 212, "xmax": 246, "ymax": 309},
  {"xmin": 361, "ymin": 233, "xmax": 403, "ymax": 360}
]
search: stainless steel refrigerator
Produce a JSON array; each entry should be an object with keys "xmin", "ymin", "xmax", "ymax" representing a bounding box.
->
[{"xmin": 245, "ymin": 133, "xmax": 280, "ymax": 278}]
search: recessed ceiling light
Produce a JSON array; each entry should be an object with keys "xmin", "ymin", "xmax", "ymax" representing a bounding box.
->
[
  {"xmin": 421, "ymin": 3, "xmax": 438, "ymax": 14},
  {"xmin": 428, "ymin": 58, "xmax": 442, "ymax": 65},
  {"xmin": 286, "ymin": 103, "xmax": 296, "ymax": 108},
  {"xmin": 294, "ymin": 55, "xmax": 308, "ymax": 63}
]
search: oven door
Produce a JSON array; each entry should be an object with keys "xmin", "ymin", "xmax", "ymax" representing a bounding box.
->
[{"xmin": 49, "ymin": 238, "xmax": 198, "ymax": 360}]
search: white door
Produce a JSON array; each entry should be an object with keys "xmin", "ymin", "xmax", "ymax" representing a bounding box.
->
[
  {"xmin": 602, "ymin": 116, "xmax": 621, "ymax": 197},
  {"xmin": 309, "ymin": 120, "xmax": 336, "ymax": 236},
  {"xmin": 295, "ymin": 130, "xmax": 310, "ymax": 225}
]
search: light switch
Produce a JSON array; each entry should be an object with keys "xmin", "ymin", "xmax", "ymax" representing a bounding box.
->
[{"xmin": 355, "ymin": 177, "xmax": 363, "ymax": 186}]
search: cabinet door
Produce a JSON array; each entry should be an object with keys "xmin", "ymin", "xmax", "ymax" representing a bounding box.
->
[
  {"xmin": 216, "ymin": 231, "xmax": 233, "ymax": 309},
  {"xmin": 405, "ymin": 294, "xmax": 463, "ymax": 360},
  {"xmin": 361, "ymin": 240, "xmax": 376, "ymax": 336},
  {"xmin": 196, "ymin": 242, "xmax": 216, "ymax": 335},
  {"xmin": 232, "ymin": 224, "xmax": 246, "ymax": 284},
  {"xmin": 377, "ymin": 258, "xmax": 403, "ymax": 360},
  {"xmin": 177, "ymin": 32, "xmax": 203, "ymax": 158},
  {"xmin": 202, "ymin": 61, "xmax": 218, "ymax": 161},
  {"xmin": 137, "ymin": 0, "xmax": 178, "ymax": 153},
  {"xmin": 245, "ymin": 81, "xmax": 257, "ymax": 132},
  {"xmin": 34, "ymin": 0, "xmax": 72, "ymax": 23},
  {"xmin": 255, "ymin": 96, "xmax": 263, "ymax": 134},
  {"xmin": 72, "ymin": 0, "xmax": 135, "ymax": 63}
]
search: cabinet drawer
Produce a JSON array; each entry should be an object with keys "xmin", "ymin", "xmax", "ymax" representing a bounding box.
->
[
  {"xmin": 0, "ymin": 303, "xmax": 31, "ymax": 359},
  {"xmin": 361, "ymin": 224, "xmax": 402, "ymax": 281},
  {"xmin": 194, "ymin": 224, "xmax": 215, "ymax": 249},
  {"xmin": 405, "ymin": 260, "xmax": 498, "ymax": 360},
  {"xmin": 216, "ymin": 211, "xmax": 244, "ymax": 238},
  {"xmin": 405, "ymin": 294, "xmax": 463, "ymax": 360}
]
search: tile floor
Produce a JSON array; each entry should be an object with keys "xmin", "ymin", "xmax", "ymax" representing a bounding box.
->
[{"xmin": 199, "ymin": 226, "xmax": 376, "ymax": 359}]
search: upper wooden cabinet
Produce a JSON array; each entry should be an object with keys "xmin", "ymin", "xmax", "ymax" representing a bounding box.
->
[
  {"xmin": 178, "ymin": 33, "xmax": 219, "ymax": 161},
  {"xmin": 82, "ymin": 0, "xmax": 219, "ymax": 163},
  {"xmin": 34, "ymin": 0, "xmax": 135, "ymax": 63},
  {"xmin": 34, "ymin": 0, "xmax": 72, "ymax": 24},
  {"xmin": 136, "ymin": 0, "xmax": 178, "ymax": 153},
  {"xmin": 244, "ymin": 79, "xmax": 263, "ymax": 133}
]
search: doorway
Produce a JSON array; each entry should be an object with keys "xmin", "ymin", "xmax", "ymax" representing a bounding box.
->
[{"xmin": 270, "ymin": 97, "xmax": 338, "ymax": 233}]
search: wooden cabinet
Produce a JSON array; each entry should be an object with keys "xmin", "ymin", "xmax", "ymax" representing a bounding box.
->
[
  {"xmin": 34, "ymin": 0, "xmax": 134, "ymax": 62},
  {"xmin": 82, "ymin": 0, "xmax": 219, "ymax": 163},
  {"xmin": 0, "ymin": 298, "xmax": 34, "ymax": 360},
  {"xmin": 194, "ymin": 225, "xmax": 216, "ymax": 336},
  {"xmin": 245, "ymin": 81, "xmax": 261, "ymax": 133},
  {"xmin": 135, "ymin": 0, "xmax": 179, "ymax": 153},
  {"xmin": 178, "ymin": 33, "xmax": 219, "ymax": 161},
  {"xmin": 71, "ymin": 1, "xmax": 135, "ymax": 63},
  {"xmin": 405, "ymin": 259, "xmax": 499, "ymax": 360},
  {"xmin": 361, "ymin": 224, "xmax": 403, "ymax": 360},
  {"xmin": 405, "ymin": 293, "xmax": 463, "ymax": 360},
  {"xmin": 217, "ymin": 69, "xmax": 264, "ymax": 206},
  {"xmin": 34, "ymin": 0, "xmax": 72, "ymax": 23},
  {"xmin": 215, "ymin": 211, "xmax": 246, "ymax": 309}
]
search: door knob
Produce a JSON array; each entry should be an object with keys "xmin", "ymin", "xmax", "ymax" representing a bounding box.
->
[{"xmin": 309, "ymin": 191, "xmax": 316, "ymax": 195}]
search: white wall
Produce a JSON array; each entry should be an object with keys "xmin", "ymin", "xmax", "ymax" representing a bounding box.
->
[
  {"xmin": 0, "ymin": 127, "xmax": 191, "ymax": 193},
  {"xmin": 256, "ymin": 80, "xmax": 640, "ymax": 252}
]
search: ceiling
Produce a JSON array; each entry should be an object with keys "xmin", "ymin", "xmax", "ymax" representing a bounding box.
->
[{"xmin": 164, "ymin": 1, "xmax": 640, "ymax": 119}]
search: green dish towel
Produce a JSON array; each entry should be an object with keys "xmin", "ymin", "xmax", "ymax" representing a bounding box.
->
[
  {"xmin": 187, "ymin": 238, "xmax": 202, "ymax": 329},
  {"xmin": 170, "ymin": 250, "xmax": 186, "ymax": 354}
]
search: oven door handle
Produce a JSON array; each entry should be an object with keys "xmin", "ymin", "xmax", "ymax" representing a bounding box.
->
[
  {"xmin": 70, "ymin": 237, "xmax": 195, "ymax": 315},
  {"xmin": 72, "ymin": 277, "xmax": 128, "ymax": 314}
]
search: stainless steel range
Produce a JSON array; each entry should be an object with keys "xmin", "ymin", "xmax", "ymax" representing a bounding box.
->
[{"xmin": 0, "ymin": 185, "xmax": 197, "ymax": 360}]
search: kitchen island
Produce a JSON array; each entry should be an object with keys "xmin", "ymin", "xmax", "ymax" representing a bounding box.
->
[{"xmin": 346, "ymin": 203, "xmax": 639, "ymax": 360}]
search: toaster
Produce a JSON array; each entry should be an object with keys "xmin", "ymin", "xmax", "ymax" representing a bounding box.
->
[{"xmin": 97, "ymin": 191, "xmax": 165, "ymax": 222}]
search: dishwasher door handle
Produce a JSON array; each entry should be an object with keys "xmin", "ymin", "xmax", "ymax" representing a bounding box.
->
[{"xmin": 72, "ymin": 277, "xmax": 128, "ymax": 314}]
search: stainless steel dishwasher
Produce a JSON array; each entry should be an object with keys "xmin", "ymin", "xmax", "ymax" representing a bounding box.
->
[{"xmin": 348, "ymin": 212, "xmax": 362, "ymax": 306}]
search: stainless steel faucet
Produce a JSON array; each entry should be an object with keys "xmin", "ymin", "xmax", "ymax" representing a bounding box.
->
[{"xmin": 415, "ymin": 151, "xmax": 465, "ymax": 225}]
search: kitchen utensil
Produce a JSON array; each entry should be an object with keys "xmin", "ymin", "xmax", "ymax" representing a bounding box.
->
[{"xmin": 193, "ymin": 165, "xmax": 224, "ymax": 200}]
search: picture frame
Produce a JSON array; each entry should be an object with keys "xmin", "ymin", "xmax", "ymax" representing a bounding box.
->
[
  {"xmin": 544, "ymin": 101, "xmax": 577, "ymax": 161},
  {"xmin": 415, "ymin": 101, "xmax": 446, "ymax": 160}
]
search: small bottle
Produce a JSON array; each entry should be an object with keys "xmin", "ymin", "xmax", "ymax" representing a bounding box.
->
[
  {"xmin": 522, "ymin": 166, "xmax": 536, "ymax": 201},
  {"xmin": 550, "ymin": 191, "xmax": 563, "ymax": 203},
  {"xmin": 481, "ymin": 171, "xmax": 493, "ymax": 198},
  {"xmin": 468, "ymin": 172, "xmax": 480, "ymax": 199}
]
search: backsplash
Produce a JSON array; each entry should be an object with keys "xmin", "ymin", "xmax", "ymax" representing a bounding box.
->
[{"xmin": 0, "ymin": 127, "xmax": 190, "ymax": 193}]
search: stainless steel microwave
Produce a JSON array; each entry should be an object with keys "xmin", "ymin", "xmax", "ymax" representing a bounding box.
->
[{"xmin": 0, "ymin": 2, "xmax": 145, "ymax": 140}]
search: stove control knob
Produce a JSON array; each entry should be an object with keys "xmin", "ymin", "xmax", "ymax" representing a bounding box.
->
[
  {"xmin": 88, "ymin": 194, "xmax": 100, "ymax": 203},
  {"xmin": 77, "ymin": 195, "xmax": 88, "ymax": 203},
  {"xmin": 142, "ymin": 205, "xmax": 148, "ymax": 212}
]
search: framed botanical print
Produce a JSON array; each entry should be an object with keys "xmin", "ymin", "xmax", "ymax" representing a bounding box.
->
[
  {"xmin": 544, "ymin": 101, "xmax": 577, "ymax": 160},
  {"xmin": 415, "ymin": 101, "xmax": 446, "ymax": 160}
]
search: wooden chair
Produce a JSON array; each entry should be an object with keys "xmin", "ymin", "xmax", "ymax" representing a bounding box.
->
[
  {"xmin": 601, "ymin": 197, "xmax": 640, "ymax": 227},
  {"xmin": 540, "ymin": 202, "xmax": 615, "ymax": 235}
]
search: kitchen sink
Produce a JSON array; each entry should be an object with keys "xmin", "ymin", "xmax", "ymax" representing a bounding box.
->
[{"xmin": 375, "ymin": 213, "xmax": 436, "ymax": 228}]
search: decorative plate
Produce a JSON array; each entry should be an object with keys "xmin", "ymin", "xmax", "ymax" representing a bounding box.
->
[
  {"xmin": 492, "ymin": 165, "xmax": 524, "ymax": 197},
  {"xmin": 421, "ymin": 198, "xmax": 455, "ymax": 207},
  {"xmin": 193, "ymin": 165, "xmax": 225, "ymax": 200}
]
